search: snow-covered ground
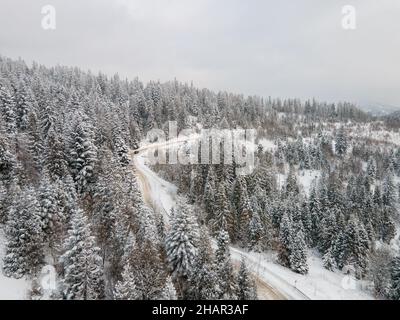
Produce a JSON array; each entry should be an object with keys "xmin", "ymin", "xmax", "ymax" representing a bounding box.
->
[
  {"xmin": 132, "ymin": 151, "xmax": 178, "ymax": 222},
  {"xmin": 298, "ymin": 170, "xmax": 321, "ymax": 196},
  {"xmin": 277, "ymin": 168, "xmax": 320, "ymax": 197},
  {"xmin": 231, "ymin": 248, "xmax": 373, "ymax": 300},
  {"xmin": 0, "ymin": 228, "xmax": 31, "ymax": 300},
  {"xmin": 131, "ymin": 137, "xmax": 375, "ymax": 300},
  {"xmin": 256, "ymin": 138, "xmax": 277, "ymax": 152}
]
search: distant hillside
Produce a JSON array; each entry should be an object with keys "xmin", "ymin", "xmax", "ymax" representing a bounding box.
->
[{"xmin": 360, "ymin": 103, "xmax": 400, "ymax": 116}]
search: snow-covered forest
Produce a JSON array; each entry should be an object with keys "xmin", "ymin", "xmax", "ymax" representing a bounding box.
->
[{"xmin": 0, "ymin": 56, "xmax": 399, "ymax": 300}]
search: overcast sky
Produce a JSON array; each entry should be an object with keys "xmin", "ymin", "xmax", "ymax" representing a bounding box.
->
[{"xmin": 1, "ymin": 0, "xmax": 399, "ymax": 107}]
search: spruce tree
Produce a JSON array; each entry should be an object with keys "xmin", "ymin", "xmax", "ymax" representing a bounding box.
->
[
  {"xmin": 390, "ymin": 256, "xmax": 400, "ymax": 300},
  {"xmin": 69, "ymin": 115, "xmax": 98, "ymax": 195},
  {"xmin": 248, "ymin": 209, "xmax": 263, "ymax": 251},
  {"xmin": 278, "ymin": 210, "xmax": 292, "ymax": 268},
  {"xmin": 0, "ymin": 181, "xmax": 7, "ymax": 223},
  {"xmin": 114, "ymin": 264, "xmax": 139, "ymax": 300},
  {"xmin": 286, "ymin": 167, "xmax": 300, "ymax": 196},
  {"xmin": 3, "ymin": 187, "xmax": 44, "ymax": 278},
  {"xmin": 0, "ymin": 84, "xmax": 16, "ymax": 134},
  {"xmin": 213, "ymin": 181, "xmax": 234, "ymax": 238},
  {"xmin": 215, "ymin": 229, "xmax": 237, "ymax": 299},
  {"xmin": 323, "ymin": 247, "xmax": 336, "ymax": 271},
  {"xmin": 382, "ymin": 171, "xmax": 397, "ymax": 209},
  {"xmin": 203, "ymin": 169, "xmax": 216, "ymax": 218},
  {"xmin": 278, "ymin": 210, "xmax": 308, "ymax": 274},
  {"xmin": 187, "ymin": 227, "xmax": 219, "ymax": 300},
  {"xmin": 0, "ymin": 135, "xmax": 16, "ymax": 186},
  {"xmin": 335, "ymin": 126, "xmax": 348, "ymax": 157},
  {"xmin": 289, "ymin": 227, "xmax": 309, "ymax": 275},
  {"xmin": 37, "ymin": 174, "xmax": 59, "ymax": 242},
  {"xmin": 159, "ymin": 277, "xmax": 178, "ymax": 300},
  {"xmin": 60, "ymin": 208, "xmax": 105, "ymax": 300},
  {"xmin": 15, "ymin": 82, "xmax": 35, "ymax": 131},
  {"xmin": 45, "ymin": 128, "xmax": 68, "ymax": 181},
  {"xmin": 366, "ymin": 157, "xmax": 376, "ymax": 183},
  {"xmin": 113, "ymin": 134, "xmax": 130, "ymax": 167},
  {"xmin": 165, "ymin": 200, "xmax": 199, "ymax": 296},
  {"xmin": 237, "ymin": 259, "xmax": 257, "ymax": 300}
]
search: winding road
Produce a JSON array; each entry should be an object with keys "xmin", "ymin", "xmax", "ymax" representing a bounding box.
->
[{"xmin": 129, "ymin": 139, "xmax": 310, "ymax": 300}]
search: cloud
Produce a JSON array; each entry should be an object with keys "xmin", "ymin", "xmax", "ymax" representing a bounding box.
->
[{"xmin": 0, "ymin": 0, "xmax": 399, "ymax": 107}]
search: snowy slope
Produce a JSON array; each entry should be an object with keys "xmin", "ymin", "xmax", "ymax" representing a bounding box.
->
[
  {"xmin": 131, "ymin": 137, "xmax": 374, "ymax": 300},
  {"xmin": 133, "ymin": 151, "xmax": 178, "ymax": 222},
  {"xmin": 230, "ymin": 248, "xmax": 372, "ymax": 300},
  {"xmin": 0, "ymin": 228, "xmax": 31, "ymax": 300}
]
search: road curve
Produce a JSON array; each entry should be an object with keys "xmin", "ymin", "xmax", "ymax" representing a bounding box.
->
[{"xmin": 129, "ymin": 141, "xmax": 309, "ymax": 300}]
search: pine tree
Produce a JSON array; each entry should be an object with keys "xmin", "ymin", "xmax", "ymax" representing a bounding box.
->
[
  {"xmin": 278, "ymin": 210, "xmax": 308, "ymax": 274},
  {"xmin": 300, "ymin": 201, "xmax": 312, "ymax": 246},
  {"xmin": 232, "ymin": 176, "xmax": 252, "ymax": 244},
  {"xmin": 187, "ymin": 227, "xmax": 219, "ymax": 300},
  {"xmin": 3, "ymin": 187, "xmax": 44, "ymax": 278},
  {"xmin": 0, "ymin": 84, "xmax": 17, "ymax": 134},
  {"xmin": 188, "ymin": 258, "xmax": 218, "ymax": 300},
  {"xmin": 60, "ymin": 208, "xmax": 105, "ymax": 300},
  {"xmin": 366, "ymin": 157, "xmax": 376, "ymax": 183},
  {"xmin": 380, "ymin": 207, "xmax": 396, "ymax": 244},
  {"xmin": 37, "ymin": 174, "xmax": 59, "ymax": 244},
  {"xmin": 15, "ymin": 82, "xmax": 35, "ymax": 131},
  {"xmin": 114, "ymin": 264, "xmax": 139, "ymax": 300},
  {"xmin": 203, "ymin": 170, "xmax": 216, "ymax": 216},
  {"xmin": 93, "ymin": 176, "xmax": 117, "ymax": 261},
  {"xmin": 138, "ymin": 205, "xmax": 160, "ymax": 246},
  {"xmin": 215, "ymin": 229, "xmax": 237, "ymax": 299},
  {"xmin": 335, "ymin": 126, "xmax": 348, "ymax": 157},
  {"xmin": 382, "ymin": 170, "xmax": 397, "ymax": 209},
  {"xmin": 323, "ymin": 247, "xmax": 336, "ymax": 271},
  {"xmin": 390, "ymin": 256, "xmax": 400, "ymax": 300},
  {"xmin": 129, "ymin": 240, "xmax": 167, "ymax": 300},
  {"xmin": 0, "ymin": 181, "xmax": 7, "ymax": 223},
  {"xmin": 286, "ymin": 167, "xmax": 300, "ymax": 196},
  {"xmin": 213, "ymin": 181, "xmax": 234, "ymax": 239},
  {"xmin": 338, "ymin": 216, "xmax": 370, "ymax": 277},
  {"xmin": 369, "ymin": 247, "xmax": 392, "ymax": 299},
  {"xmin": 308, "ymin": 186, "xmax": 322, "ymax": 247},
  {"xmin": 248, "ymin": 210, "xmax": 263, "ymax": 252},
  {"xmin": 331, "ymin": 230, "xmax": 347, "ymax": 269},
  {"xmin": 237, "ymin": 259, "xmax": 257, "ymax": 300},
  {"xmin": 39, "ymin": 101, "xmax": 55, "ymax": 138},
  {"xmin": 26, "ymin": 110, "xmax": 45, "ymax": 172},
  {"xmin": 113, "ymin": 133, "xmax": 130, "ymax": 167},
  {"xmin": 319, "ymin": 208, "xmax": 338, "ymax": 253},
  {"xmin": 0, "ymin": 137, "xmax": 16, "ymax": 189},
  {"xmin": 289, "ymin": 227, "xmax": 309, "ymax": 275},
  {"xmin": 159, "ymin": 277, "xmax": 178, "ymax": 300},
  {"xmin": 45, "ymin": 128, "xmax": 68, "ymax": 181},
  {"xmin": 69, "ymin": 115, "xmax": 98, "ymax": 195},
  {"xmin": 278, "ymin": 210, "xmax": 292, "ymax": 268},
  {"xmin": 165, "ymin": 200, "xmax": 199, "ymax": 296}
]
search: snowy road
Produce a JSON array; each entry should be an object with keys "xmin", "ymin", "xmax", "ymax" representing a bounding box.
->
[
  {"xmin": 129, "ymin": 137, "xmax": 372, "ymax": 300},
  {"xmin": 129, "ymin": 143, "xmax": 290, "ymax": 300}
]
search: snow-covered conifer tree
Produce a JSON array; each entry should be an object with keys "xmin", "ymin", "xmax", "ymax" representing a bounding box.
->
[
  {"xmin": 335, "ymin": 126, "xmax": 348, "ymax": 157},
  {"xmin": 68, "ymin": 114, "xmax": 98, "ymax": 195},
  {"xmin": 390, "ymin": 256, "xmax": 400, "ymax": 300},
  {"xmin": 237, "ymin": 259, "xmax": 257, "ymax": 300},
  {"xmin": 114, "ymin": 264, "xmax": 139, "ymax": 300},
  {"xmin": 215, "ymin": 229, "xmax": 237, "ymax": 299},
  {"xmin": 165, "ymin": 200, "xmax": 199, "ymax": 295},
  {"xmin": 60, "ymin": 208, "xmax": 105, "ymax": 300},
  {"xmin": 3, "ymin": 187, "xmax": 44, "ymax": 278}
]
